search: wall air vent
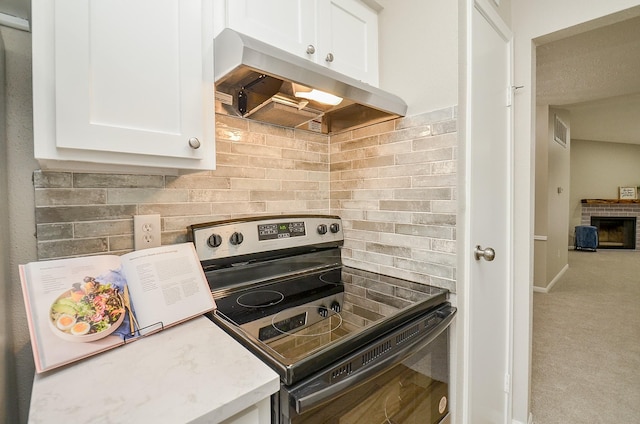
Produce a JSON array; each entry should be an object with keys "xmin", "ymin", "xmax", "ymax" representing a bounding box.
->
[{"xmin": 554, "ymin": 114, "xmax": 568, "ymax": 147}]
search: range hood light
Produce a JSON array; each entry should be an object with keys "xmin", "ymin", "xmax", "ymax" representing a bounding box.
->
[{"xmin": 294, "ymin": 89, "xmax": 343, "ymax": 106}]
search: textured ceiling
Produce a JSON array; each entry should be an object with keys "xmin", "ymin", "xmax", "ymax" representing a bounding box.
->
[{"xmin": 536, "ymin": 15, "xmax": 640, "ymax": 145}]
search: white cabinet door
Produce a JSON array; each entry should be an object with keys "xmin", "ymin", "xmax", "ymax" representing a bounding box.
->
[
  {"xmin": 226, "ymin": 0, "xmax": 315, "ymax": 58},
  {"xmin": 33, "ymin": 0, "xmax": 215, "ymax": 171},
  {"xmin": 223, "ymin": 0, "xmax": 378, "ymax": 85},
  {"xmin": 317, "ymin": 0, "xmax": 378, "ymax": 84}
]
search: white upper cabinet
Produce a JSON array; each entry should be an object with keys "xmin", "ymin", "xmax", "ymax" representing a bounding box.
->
[
  {"xmin": 223, "ymin": 0, "xmax": 379, "ymax": 85},
  {"xmin": 225, "ymin": 0, "xmax": 316, "ymax": 58},
  {"xmin": 317, "ymin": 0, "xmax": 378, "ymax": 85},
  {"xmin": 32, "ymin": 0, "xmax": 216, "ymax": 172}
]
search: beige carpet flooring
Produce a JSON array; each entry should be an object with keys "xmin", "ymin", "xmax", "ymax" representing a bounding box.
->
[{"xmin": 531, "ymin": 250, "xmax": 640, "ymax": 424}]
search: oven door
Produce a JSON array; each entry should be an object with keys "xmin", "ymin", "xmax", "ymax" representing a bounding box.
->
[{"xmin": 278, "ymin": 305, "xmax": 455, "ymax": 424}]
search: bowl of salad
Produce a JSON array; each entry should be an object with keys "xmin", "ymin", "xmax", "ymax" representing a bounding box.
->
[{"xmin": 49, "ymin": 277, "xmax": 125, "ymax": 343}]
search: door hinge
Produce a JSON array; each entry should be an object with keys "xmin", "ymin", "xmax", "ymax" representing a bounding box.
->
[
  {"xmin": 504, "ymin": 373, "xmax": 511, "ymax": 393},
  {"xmin": 507, "ymin": 85, "xmax": 524, "ymax": 107}
]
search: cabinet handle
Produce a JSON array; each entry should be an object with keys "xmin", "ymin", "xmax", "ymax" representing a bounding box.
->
[
  {"xmin": 306, "ymin": 45, "xmax": 316, "ymax": 55},
  {"xmin": 325, "ymin": 53, "xmax": 334, "ymax": 63},
  {"xmin": 188, "ymin": 137, "xmax": 201, "ymax": 149}
]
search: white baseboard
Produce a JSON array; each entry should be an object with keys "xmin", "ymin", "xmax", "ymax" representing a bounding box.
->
[
  {"xmin": 533, "ymin": 263, "xmax": 568, "ymax": 293},
  {"xmin": 512, "ymin": 412, "xmax": 534, "ymax": 424}
]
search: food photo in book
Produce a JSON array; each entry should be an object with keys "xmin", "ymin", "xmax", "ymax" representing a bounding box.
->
[{"xmin": 48, "ymin": 269, "xmax": 135, "ymax": 343}]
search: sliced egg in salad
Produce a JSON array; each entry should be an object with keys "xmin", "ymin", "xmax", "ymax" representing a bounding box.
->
[
  {"xmin": 55, "ymin": 314, "xmax": 76, "ymax": 331},
  {"xmin": 70, "ymin": 321, "xmax": 91, "ymax": 336}
]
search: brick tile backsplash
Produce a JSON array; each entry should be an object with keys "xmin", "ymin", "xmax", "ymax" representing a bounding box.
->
[
  {"xmin": 331, "ymin": 106, "xmax": 457, "ymax": 291},
  {"xmin": 33, "ymin": 108, "xmax": 457, "ymax": 292}
]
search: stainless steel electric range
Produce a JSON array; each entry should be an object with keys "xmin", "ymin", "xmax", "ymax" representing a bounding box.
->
[{"xmin": 189, "ymin": 215, "xmax": 455, "ymax": 424}]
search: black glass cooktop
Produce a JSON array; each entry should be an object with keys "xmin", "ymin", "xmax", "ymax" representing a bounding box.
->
[
  {"xmin": 212, "ymin": 268, "xmax": 344, "ymax": 326},
  {"xmin": 209, "ymin": 265, "xmax": 449, "ymax": 383}
]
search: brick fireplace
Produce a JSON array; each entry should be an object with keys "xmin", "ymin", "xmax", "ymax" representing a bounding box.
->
[{"xmin": 581, "ymin": 200, "xmax": 640, "ymax": 250}]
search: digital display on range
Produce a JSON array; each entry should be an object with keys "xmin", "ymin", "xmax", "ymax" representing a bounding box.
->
[{"xmin": 257, "ymin": 221, "xmax": 306, "ymax": 241}]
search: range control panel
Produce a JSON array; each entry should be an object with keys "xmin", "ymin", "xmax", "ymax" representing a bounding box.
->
[
  {"xmin": 189, "ymin": 215, "xmax": 343, "ymax": 262},
  {"xmin": 257, "ymin": 221, "xmax": 306, "ymax": 240}
]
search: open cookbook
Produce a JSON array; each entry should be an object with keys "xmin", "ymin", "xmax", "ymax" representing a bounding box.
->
[{"xmin": 19, "ymin": 242, "xmax": 216, "ymax": 373}]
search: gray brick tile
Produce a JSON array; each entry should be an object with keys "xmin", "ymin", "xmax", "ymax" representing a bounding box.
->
[
  {"xmin": 36, "ymin": 205, "xmax": 138, "ymax": 224},
  {"xmin": 109, "ymin": 235, "xmax": 134, "ymax": 252},
  {"xmin": 107, "ymin": 188, "xmax": 189, "ymax": 204},
  {"xmin": 38, "ymin": 238, "xmax": 108, "ymax": 260},
  {"xmin": 74, "ymin": 173, "xmax": 164, "ymax": 188},
  {"xmin": 35, "ymin": 189, "xmax": 107, "ymax": 206},
  {"xmin": 74, "ymin": 220, "xmax": 133, "ymax": 238},
  {"xmin": 166, "ymin": 175, "xmax": 231, "ymax": 189},
  {"xmin": 189, "ymin": 190, "xmax": 250, "ymax": 203},
  {"xmin": 36, "ymin": 223, "xmax": 73, "ymax": 241},
  {"xmin": 33, "ymin": 171, "xmax": 73, "ymax": 188},
  {"xmin": 412, "ymin": 212, "xmax": 457, "ymax": 226},
  {"xmin": 380, "ymin": 200, "xmax": 431, "ymax": 212},
  {"xmin": 396, "ymin": 108, "xmax": 455, "ymax": 129},
  {"xmin": 138, "ymin": 203, "xmax": 212, "ymax": 216}
]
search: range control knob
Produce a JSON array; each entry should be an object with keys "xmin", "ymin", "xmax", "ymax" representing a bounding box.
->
[
  {"xmin": 318, "ymin": 305, "xmax": 328, "ymax": 318},
  {"xmin": 329, "ymin": 223, "xmax": 340, "ymax": 233},
  {"xmin": 206, "ymin": 234, "xmax": 223, "ymax": 248},
  {"xmin": 317, "ymin": 224, "xmax": 328, "ymax": 235},
  {"xmin": 330, "ymin": 301, "xmax": 341, "ymax": 313},
  {"xmin": 229, "ymin": 232, "xmax": 244, "ymax": 246}
]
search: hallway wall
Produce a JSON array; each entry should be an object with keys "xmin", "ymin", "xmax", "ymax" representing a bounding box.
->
[
  {"xmin": 534, "ymin": 107, "xmax": 571, "ymax": 290},
  {"xmin": 570, "ymin": 139, "xmax": 640, "ymax": 230}
]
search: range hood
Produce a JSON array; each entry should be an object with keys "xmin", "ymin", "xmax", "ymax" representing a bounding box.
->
[{"xmin": 214, "ymin": 29, "xmax": 407, "ymax": 134}]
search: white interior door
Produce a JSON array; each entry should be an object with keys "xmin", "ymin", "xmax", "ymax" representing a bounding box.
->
[{"xmin": 462, "ymin": 0, "xmax": 514, "ymax": 422}]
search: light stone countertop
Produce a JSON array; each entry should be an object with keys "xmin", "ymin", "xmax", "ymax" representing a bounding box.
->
[{"xmin": 28, "ymin": 316, "xmax": 280, "ymax": 423}]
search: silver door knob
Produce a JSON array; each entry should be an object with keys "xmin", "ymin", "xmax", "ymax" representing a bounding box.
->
[
  {"xmin": 474, "ymin": 245, "xmax": 496, "ymax": 261},
  {"xmin": 325, "ymin": 53, "xmax": 334, "ymax": 62},
  {"xmin": 306, "ymin": 45, "xmax": 316, "ymax": 54},
  {"xmin": 188, "ymin": 137, "xmax": 201, "ymax": 149}
]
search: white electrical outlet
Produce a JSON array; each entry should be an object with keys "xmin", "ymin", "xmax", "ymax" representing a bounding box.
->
[{"xmin": 134, "ymin": 214, "xmax": 161, "ymax": 250}]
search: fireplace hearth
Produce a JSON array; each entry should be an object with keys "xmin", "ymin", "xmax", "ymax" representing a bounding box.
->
[{"xmin": 591, "ymin": 217, "xmax": 637, "ymax": 249}]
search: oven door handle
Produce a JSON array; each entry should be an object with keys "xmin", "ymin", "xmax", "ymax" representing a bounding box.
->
[{"xmin": 291, "ymin": 307, "xmax": 456, "ymax": 414}]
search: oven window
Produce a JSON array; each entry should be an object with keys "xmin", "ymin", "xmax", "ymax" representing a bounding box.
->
[{"xmin": 287, "ymin": 330, "xmax": 449, "ymax": 424}]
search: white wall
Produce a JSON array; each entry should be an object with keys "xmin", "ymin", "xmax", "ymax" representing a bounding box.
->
[
  {"xmin": 376, "ymin": 0, "xmax": 458, "ymax": 115},
  {"xmin": 511, "ymin": 1, "xmax": 640, "ymax": 422},
  {"xmin": 533, "ymin": 106, "xmax": 549, "ymax": 288},
  {"xmin": 570, "ymin": 139, "xmax": 640, "ymax": 230},
  {"xmin": 544, "ymin": 108, "xmax": 570, "ymax": 285}
]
